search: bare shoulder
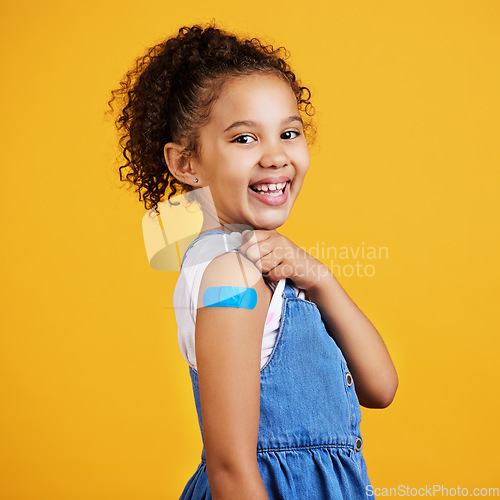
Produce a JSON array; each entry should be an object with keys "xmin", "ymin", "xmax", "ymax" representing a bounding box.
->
[{"xmin": 196, "ymin": 250, "xmax": 272, "ymax": 313}]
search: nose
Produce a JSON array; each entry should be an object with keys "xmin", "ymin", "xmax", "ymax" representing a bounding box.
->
[{"xmin": 259, "ymin": 140, "xmax": 289, "ymax": 169}]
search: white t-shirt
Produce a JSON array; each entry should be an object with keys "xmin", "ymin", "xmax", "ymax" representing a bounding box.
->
[{"xmin": 173, "ymin": 230, "xmax": 306, "ymax": 370}]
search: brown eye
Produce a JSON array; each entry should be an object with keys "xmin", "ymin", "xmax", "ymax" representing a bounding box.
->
[
  {"xmin": 282, "ymin": 130, "xmax": 300, "ymax": 140},
  {"xmin": 232, "ymin": 135, "xmax": 256, "ymax": 144}
]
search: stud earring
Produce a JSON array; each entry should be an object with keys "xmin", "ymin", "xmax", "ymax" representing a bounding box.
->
[{"xmin": 193, "ymin": 178, "xmax": 199, "ymax": 183}]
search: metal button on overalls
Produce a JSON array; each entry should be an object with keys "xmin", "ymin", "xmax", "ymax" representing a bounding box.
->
[
  {"xmin": 346, "ymin": 372, "xmax": 353, "ymax": 387},
  {"xmin": 356, "ymin": 436, "xmax": 363, "ymax": 452}
]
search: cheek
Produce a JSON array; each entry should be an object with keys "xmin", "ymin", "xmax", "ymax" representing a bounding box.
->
[
  {"xmin": 303, "ymin": 159, "xmax": 310, "ymax": 173},
  {"xmin": 221, "ymin": 174, "xmax": 249, "ymax": 196},
  {"xmin": 298, "ymin": 151, "xmax": 310, "ymax": 176}
]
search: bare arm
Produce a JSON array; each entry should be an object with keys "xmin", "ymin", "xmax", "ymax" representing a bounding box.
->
[
  {"xmin": 195, "ymin": 252, "xmax": 271, "ymax": 499},
  {"xmin": 306, "ymin": 271, "xmax": 399, "ymax": 408}
]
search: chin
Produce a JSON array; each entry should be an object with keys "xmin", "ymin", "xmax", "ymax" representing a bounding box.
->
[{"xmin": 253, "ymin": 215, "xmax": 287, "ymax": 231}]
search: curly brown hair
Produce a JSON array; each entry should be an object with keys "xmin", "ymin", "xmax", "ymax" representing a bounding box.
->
[{"xmin": 107, "ymin": 20, "xmax": 316, "ymax": 214}]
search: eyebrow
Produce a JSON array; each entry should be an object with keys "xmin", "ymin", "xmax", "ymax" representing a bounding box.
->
[{"xmin": 223, "ymin": 115, "xmax": 304, "ymax": 134}]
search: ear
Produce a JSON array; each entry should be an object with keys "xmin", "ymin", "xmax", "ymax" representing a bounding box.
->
[{"xmin": 163, "ymin": 142, "xmax": 199, "ymax": 187}]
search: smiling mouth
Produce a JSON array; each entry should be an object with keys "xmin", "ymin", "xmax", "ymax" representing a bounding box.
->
[
  {"xmin": 249, "ymin": 181, "xmax": 288, "ymax": 196},
  {"xmin": 248, "ymin": 180, "xmax": 290, "ymax": 207}
]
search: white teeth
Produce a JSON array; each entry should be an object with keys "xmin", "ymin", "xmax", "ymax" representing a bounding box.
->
[{"xmin": 253, "ymin": 181, "xmax": 287, "ymax": 193}]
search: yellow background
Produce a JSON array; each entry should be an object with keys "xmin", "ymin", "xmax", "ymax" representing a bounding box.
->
[{"xmin": 1, "ymin": 1, "xmax": 499, "ymax": 498}]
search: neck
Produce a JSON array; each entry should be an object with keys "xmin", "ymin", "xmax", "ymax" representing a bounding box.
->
[
  {"xmin": 199, "ymin": 220, "xmax": 252, "ymax": 236},
  {"xmin": 199, "ymin": 210, "xmax": 253, "ymax": 236}
]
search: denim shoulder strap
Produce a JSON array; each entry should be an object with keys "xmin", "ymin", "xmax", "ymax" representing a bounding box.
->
[{"xmin": 282, "ymin": 279, "xmax": 298, "ymax": 299}]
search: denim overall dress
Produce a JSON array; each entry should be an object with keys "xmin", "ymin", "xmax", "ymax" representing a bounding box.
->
[{"xmin": 178, "ymin": 232, "xmax": 373, "ymax": 499}]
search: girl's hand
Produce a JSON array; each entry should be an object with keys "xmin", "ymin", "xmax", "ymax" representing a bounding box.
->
[{"xmin": 239, "ymin": 229, "xmax": 331, "ymax": 292}]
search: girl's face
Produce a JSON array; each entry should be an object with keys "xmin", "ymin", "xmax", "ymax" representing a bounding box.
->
[{"xmin": 194, "ymin": 73, "xmax": 310, "ymax": 231}]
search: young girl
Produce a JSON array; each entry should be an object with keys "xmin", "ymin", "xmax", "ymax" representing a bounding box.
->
[{"xmin": 109, "ymin": 22, "xmax": 398, "ymax": 499}]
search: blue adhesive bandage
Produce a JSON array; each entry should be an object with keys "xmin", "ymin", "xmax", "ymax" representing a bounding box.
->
[{"xmin": 202, "ymin": 286, "xmax": 257, "ymax": 310}]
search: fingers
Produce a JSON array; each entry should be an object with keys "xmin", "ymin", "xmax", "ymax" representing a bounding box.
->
[
  {"xmin": 260, "ymin": 260, "xmax": 288, "ymax": 282},
  {"xmin": 240, "ymin": 230, "xmax": 277, "ymax": 256},
  {"xmin": 239, "ymin": 230, "xmax": 287, "ymax": 282},
  {"xmin": 245, "ymin": 243, "xmax": 273, "ymax": 264},
  {"xmin": 252, "ymin": 250, "xmax": 282, "ymax": 274},
  {"xmin": 240, "ymin": 229, "xmax": 259, "ymax": 253}
]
